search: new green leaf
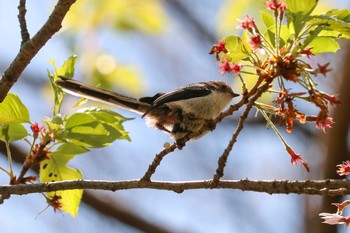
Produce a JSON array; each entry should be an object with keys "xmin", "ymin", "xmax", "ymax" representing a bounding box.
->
[
  {"xmin": 61, "ymin": 108, "xmax": 130, "ymax": 148},
  {"xmin": 223, "ymin": 35, "xmax": 249, "ymax": 62},
  {"xmin": 308, "ymin": 37, "xmax": 339, "ymax": 54},
  {"xmin": 50, "ymin": 55, "xmax": 77, "ymax": 79},
  {"xmin": 0, "ymin": 124, "xmax": 28, "ymax": 142},
  {"xmin": 0, "ymin": 93, "xmax": 30, "ymax": 124}
]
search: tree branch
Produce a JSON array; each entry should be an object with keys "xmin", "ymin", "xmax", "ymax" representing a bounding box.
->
[
  {"xmin": 0, "ymin": 142, "xmax": 173, "ymax": 233},
  {"xmin": 141, "ymin": 142, "xmax": 178, "ymax": 181},
  {"xmin": 213, "ymin": 79, "xmax": 272, "ymax": 183},
  {"xmin": 18, "ymin": 0, "xmax": 30, "ymax": 46},
  {"xmin": 0, "ymin": 179, "xmax": 349, "ymax": 196},
  {"xmin": 0, "ymin": 0, "xmax": 76, "ymax": 102}
]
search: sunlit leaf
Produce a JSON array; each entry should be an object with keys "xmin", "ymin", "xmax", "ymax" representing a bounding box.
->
[
  {"xmin": 65, "ymin": 113, "xmax": 97, "ymax": 129},
  {"xmin": 61, "ymin": 108, "xmax": 130, "ymax": 147},
  {"xmin": 40, "ymin": 147, "xmax": 83, "ymax": 217},
  {"xmin": 50, "ymin": 55, "xmax": 77, "ymax": 79},
  {"xmin": 308, "ymin": 37, "xmax": 339, "ymax": 54},
  {"xmin": 287, "ymin": 0, "xmax": 318, "ymax": 15},
  {"xmin": 265, "ymin": 25, "xmax": 291, "ymax": 47},
  {"xmin": 222, "ymin": 35, "xmax": 249, "ymax": 63},
  {"xmin": 309, "ymin": 15, "xmax": 350, "ymax": 39},
  {"xmin": 0, "ymin": 124, "xmax": 28, "ymax": 142},
  {"xmin": 261, "ymin": 11, "xmax": 275, "ymax": 30},
  {"xmin": 324, "ymin": 9, "xmax": 350, "ymax": 22},
  {"xmin": 0, "ymin": 93, "xmax": 30, "ymax": 124}
]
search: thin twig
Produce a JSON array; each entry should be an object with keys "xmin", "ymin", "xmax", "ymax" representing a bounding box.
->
[
  {"xmin": 141, "ymin": 143, "xmax": 178, "ymax": 181},
  {"xmin": 18, "ymin": 0, "xmax": 30, "ymax": 46},
  {"xmin": 0, "ymin": 179, "xmax": 349, "ymax": 196},
  {"xmin": 0, "ymin": 0, "xmax": 76, "ymax": 102},
  {"xmin": 213, "ymin": 80, "xmax": 273, "ymax": 184}
]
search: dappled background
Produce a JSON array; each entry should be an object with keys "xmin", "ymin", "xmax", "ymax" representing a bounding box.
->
[{"xmin": 0, "ymin": 1, "xmax": 349, "ymax": 233}]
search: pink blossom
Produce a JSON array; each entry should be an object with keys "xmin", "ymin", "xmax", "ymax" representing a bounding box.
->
[
  {"xmin": 316, "ymin": 116, "xmax": 334, "ymax": 133},
  {"xmin": 286, "ymin": 146, "xmax": 310, "ymax": 172},
  {"xmin": 319, "ymin": 213, "xmax": 350, "ymax": 228},
  {"xmin": 218, "ymin": 60, "xmax": 242, "ymax": 76}
]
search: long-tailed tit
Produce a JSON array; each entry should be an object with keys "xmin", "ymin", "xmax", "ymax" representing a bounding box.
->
[{"xmin": 55, "ymin": 76, "xmax": 239, "ymax": 145}]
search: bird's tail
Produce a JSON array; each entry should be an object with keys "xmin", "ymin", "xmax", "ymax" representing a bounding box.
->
[{"xmin": 55, "ymin": 76, "xmax": 150, "ymax": 114}]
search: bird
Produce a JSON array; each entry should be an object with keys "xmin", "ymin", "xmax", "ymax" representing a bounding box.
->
[{"xmin": 55, "ymin": 76, "xmax": 239, "ymax": 146}]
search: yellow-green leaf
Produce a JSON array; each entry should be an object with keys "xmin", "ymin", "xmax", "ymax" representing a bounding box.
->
[
  {"xmin": 287, "ymin": 0, "xmax": 318, "ymax": 14},
  {"xmin": 40, "ymin": 148, "xmax": 83, "ymax": 217},
  {"xmin": 0, "ymin": 124, "xmax": 28, "ymax": 142},
  {"xmin": 308, "ymin": 37, "xmax": 339, "ymax": 54},
  {"xmin": 0, "ymin": 93, "xmax": 30, "ymax": 124}
]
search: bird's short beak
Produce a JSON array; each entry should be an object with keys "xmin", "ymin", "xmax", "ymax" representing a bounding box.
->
[{"xmin": 233, "ymin": 92, "xmax": 240, "ymax": 97}]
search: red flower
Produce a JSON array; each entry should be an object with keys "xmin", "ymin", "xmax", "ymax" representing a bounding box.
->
[
  {"xmin": 30, "ymin": 122, "xmax": 45, "ymax": 139},
  {"xmin": 48, "ymin": 195, "xmax": 62, "ymax": 213},
  {"xmin": 209, "ymin": 40, "xmax": 228, "ymax": 61},
  {"xmin": 286, "ymin": 146, "xmax": 310, "ymax": 172},
  {"xmin": 321, "ymin": 93, "xmax": 341, "ymax": 106},
  {"xmin": 266, "ymin": 0, "xmax": 287, "ymax": 16},
  {"xmin": 231, "ymin": 63, "xmax": 242, "ymax": 75},
  {"xmin": 218, "ymin": 60, "xmax": 242, "ymax": 75},
  {"xmin": 301, "ymin": 48, "xmax": 314, "ymax": 59},
  {"xmin": 336, "ymin": 161, "xmax": 350, "ymax": 176},
  {"xmin": 316, "ymin": 116, "xmax": 334, "ymax": 133},
  {"xmin": 249, "ymin": 35, "xmax": 262, "ymax": 51},
  {"xmin": 239, "ymin": 15, "xmax": 256, "ymax": 32},
  {"xmin": 266, "ymin": 0, "xmax": 281, "ymax": 10},
  {"xmin": 319, "ymin": 213, "xmax": 350, "ymax": 228},
  {"xmin": 317, "ymin": 63, "xmax": 332, "ymax": 77},
  {"xmin": 279, "ymin": 2, "xmax": 287, "ymax": 13}
]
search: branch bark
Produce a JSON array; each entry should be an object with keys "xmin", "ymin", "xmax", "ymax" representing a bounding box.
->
[
  {"xmin": 0, "ymin": 0, "xmax": 76, "ymax": 102},
  {"xmin": 0, "ymin": 142, "xmax": 172, "ymax": 233},
  {"xmin": 0, "ymin": 179, "xmax": 349, "ymax": 196}
]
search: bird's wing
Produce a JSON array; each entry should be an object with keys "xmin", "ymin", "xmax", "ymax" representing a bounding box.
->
[{"xmin": 152, "ymin": 83, "xmax": 212, "ymax": 106}]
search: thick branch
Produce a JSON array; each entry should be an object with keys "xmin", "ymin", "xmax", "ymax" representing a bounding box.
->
[
  {"xmin": 0, "ymin": 0, "xmax": 76, "ymax": 102},
  {"xmin": 0, "ymin": 179, "xmax": 349, "ymax": 196}
]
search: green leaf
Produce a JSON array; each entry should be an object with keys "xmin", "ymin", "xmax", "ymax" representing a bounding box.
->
[
  {"xmin": 42, "ymin": 116, "xmax": 65, "ymax": 140},
  {"xmin": 49, "ymin": 56, "xmax": 78, "ymax": 115},
  {"xmin": 65, "ymin": 113, "xmax": 97, "ymax": 129},
  {"xmin": 286, "ymin": 12, "xmax": 305, "ymax": 36},
  {"xmin": 40, "ymin": 148, "xmax": 83, "ymax": 217},
  {"xmin": 308, "ymin": 37, "xmax": 339, "ymax": 54},
  {"xmin": 0, "ymin": 124, "xmax": 28, "ymax": 142},
  {"xmin": 324, "ymin": 9, "xmax": 350, "ymax": 23},
  {"xmin": 309, "ymin": 15, "xmax": 350, "ymax": 39},
  {"xmin": 261, "ymin": 11, "xmax": 275, "ymax": 29},
  {"xmin": 241, "ymin": 30, "xmax": 252, "ymax": 55},
  {"xmin": 61, "ymin": 108, "xmax": 131, "ymax": 147},
  {"xmin": 0, "ymin": 93, "xmax": 30, "ymax": 124},
  {"xmin": 50, "ymin": 55, "xmax": 77, "ymax": 79},
  {"xmin": 286, "ymin": 0, "xmax": 318, "ymax": 15},
  {"xmin": 222, "ymin": 35, "xmax": 249, "ymax": 63},
  {"xmin": 83, "ymin": 107, "xmax": 131, "ymax": 123},
  {"xmin": 265, "ymin": 25, "xmax": 291, "ymax": 48},
  {"xmin": 301, "ymin": 25, "xmax": 324, "ymax": 49},
  {"xmin": 55, "ymin": 143, "xmax": 89, "ymax": 155}
]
